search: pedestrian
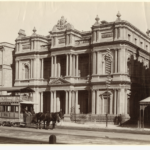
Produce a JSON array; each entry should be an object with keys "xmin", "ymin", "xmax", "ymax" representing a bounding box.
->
[
  {"xmin": 118, "ymin": 114, "xmax": 122, "ymax": 126},
  {"xmin": 114, "ymin": 116, "xmax": 118, "ymax": 125},
  {"xmin": 30, "ymin": 107, "xmax": 35, "ymax": 115}
]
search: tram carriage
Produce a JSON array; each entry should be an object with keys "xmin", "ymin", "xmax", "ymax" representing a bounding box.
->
[{"xmin": 0, "ymin": 87, "xmax": 37, "ymax": 127}]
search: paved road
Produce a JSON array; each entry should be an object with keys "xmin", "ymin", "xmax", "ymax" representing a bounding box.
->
[{"xmin": 0, "ymin": 126, "xmax": 150, "ymax": 144}]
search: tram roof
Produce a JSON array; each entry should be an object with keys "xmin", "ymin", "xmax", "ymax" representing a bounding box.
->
[
  {"xmin": 140, "ymin": 97, "xmax": 150, "ymax": 104},
  {"xmin": 0, "ymin": 87, "xmax": 34, "ymax": 92}
]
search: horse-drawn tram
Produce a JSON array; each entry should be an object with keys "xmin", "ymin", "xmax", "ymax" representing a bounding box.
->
[
  {"xmin": 0, "ymin": 95, "xmax": 37, "ymax": 127},
  {"xmin": 0, "ymin": 87, "xmax": 64, "ymax": 129}
]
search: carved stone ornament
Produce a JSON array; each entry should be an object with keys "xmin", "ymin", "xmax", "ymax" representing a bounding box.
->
[{"xmin": 56, "ymin": 16, "xmax": 67, "ymax": 30}]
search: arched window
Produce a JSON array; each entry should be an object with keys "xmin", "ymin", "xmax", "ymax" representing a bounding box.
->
[{"xmin": 25, "ymin": 65, "xmax": 29, "ymax": 79}]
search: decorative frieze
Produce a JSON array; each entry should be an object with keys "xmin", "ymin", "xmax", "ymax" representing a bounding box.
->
[{"xmin": 101, "ymin": 32, "xmax": 113, "ymax": 38}]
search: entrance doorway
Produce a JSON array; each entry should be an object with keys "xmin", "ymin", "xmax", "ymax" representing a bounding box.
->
[{"xmin": 78, "ymin": 91, "xmax": 88, "ymax": 114}]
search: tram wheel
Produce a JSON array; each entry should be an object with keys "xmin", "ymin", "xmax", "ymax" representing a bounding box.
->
[{"xmin": 2, "ymin": 122, "xmax": 5, "ymax": 126}]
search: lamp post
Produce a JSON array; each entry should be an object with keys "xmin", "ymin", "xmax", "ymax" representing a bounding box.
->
[{"xmin": 105, "ymin": 48, "xmax": 112, "ymax": 127}]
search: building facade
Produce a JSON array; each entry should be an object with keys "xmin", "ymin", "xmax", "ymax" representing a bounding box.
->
[
  {"xmin": 0, "ymin": 42, "xmax": 15, "ymax": 95},
  {"xmin": 14, "ymin": 13, "xmax": 150, "ymax": 121}
]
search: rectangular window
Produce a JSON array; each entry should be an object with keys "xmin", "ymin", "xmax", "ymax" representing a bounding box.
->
[
  {"xmin": 43, "ymin": 58, "xmax": 51, "ymax": 79},
  {"xmin": 103, "ymin": 95, "xmax": 110, "ymax": 114},
  {"xmin": 128, "ymin": 34, "xmax": 131, "ymax": 41},
  {"xmin": 79, "ymin": 54, "xmax": 89, "ymax": 77},
  {"xmin": 15, "ymin": 106, "xmax": 19, "ymax": 112},
  {"xmin": 135, "ymin": 38, "xmax": 137, "ymax": 45},
  {"xmin": 140, "ymin": 42, "xmax": 143, "ymax": 48},
  {"xmin": 146, "ymin": 45, "xmax": 148, "ymax": 51}
]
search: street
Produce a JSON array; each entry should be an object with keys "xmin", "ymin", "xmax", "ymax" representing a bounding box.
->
[{"xmin": 0, "ymin": 126, "xmax": 150, "ymax": 144}]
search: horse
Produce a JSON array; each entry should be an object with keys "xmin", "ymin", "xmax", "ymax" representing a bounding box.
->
[
  {"xmin": 56, "ymin": 110, "xmax": 65, "ymax": 125},
  {"xmin": 32, "ymin": 112, "xmax": 61, "ymax": 130}
]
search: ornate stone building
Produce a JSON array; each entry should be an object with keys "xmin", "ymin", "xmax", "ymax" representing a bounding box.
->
[
  {"xmin": 14, "ymin": 12, "xmax": 150, "ymax": 121},
  {"xmin": 0, "ymin": 42, "xmax": 15, "ymax": 95}
]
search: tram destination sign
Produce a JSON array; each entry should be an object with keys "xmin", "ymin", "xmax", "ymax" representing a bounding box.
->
[{"xmin": 0, "ymin": 96, "xmax": 20, "ymax": 103}]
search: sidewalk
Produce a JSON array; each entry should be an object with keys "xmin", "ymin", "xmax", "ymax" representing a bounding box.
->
[
  {"xmin": 0, "ymin": 122, "xmax": 150, "ymax": 144},
  {"xmin": 56, "ymin": 121, "xmax": 150, "ymax": 135}
]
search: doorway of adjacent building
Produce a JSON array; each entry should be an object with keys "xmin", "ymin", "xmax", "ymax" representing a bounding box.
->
[
  {"xmin": 78, "ymin": 91, "xmax": 88, "ymax": 114},
  {"xmin": 144, "ymin": 105, "xmax": 150, "ymax": 128},
  {"xmin": 59, "ymin": 91, "xmax": 65, "ymax": 113},
  {"xmin": 43, "ymin": 92, "xmax": 50, "ymax": 113}
]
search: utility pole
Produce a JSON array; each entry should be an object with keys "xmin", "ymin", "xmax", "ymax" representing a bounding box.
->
[{"xmin": 105, "ymin": 48, "xmax": 112, "ymax": 127}]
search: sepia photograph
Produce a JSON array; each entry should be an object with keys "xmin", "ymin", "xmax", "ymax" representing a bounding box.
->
[{"xmin": 0, "ymin": 0, "xmax": 150, "ymax": 146}]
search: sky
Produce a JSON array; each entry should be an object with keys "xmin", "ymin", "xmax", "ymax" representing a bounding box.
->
[{"xmin": 0, "ymin": 1, "xmax": 150, "ymax": 44}]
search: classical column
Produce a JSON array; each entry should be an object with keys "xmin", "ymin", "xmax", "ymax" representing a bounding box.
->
[
  {"xmin": 56, "ymin": 92, "xmax": 60, "ymax": 112},
  {"xmin": 50, "ymin": 91, "xmax": 54, "ymax": 112},
  {"xmin": 92, "ymin": 52, "xmax": 96, "ymax": 74},
  {"xmin": 41, "ymin": 59, "xmax": 44, "ymax": 78},
  {"xmin": 76, "ymin": 55, "xmax": 79, "ymax": 76},
  {"xmin": 66, "ymin": 54, "xmax": 68, "ymax": 76},
  {"xmin": 51, "ymin": 56, "xmax": 53, "ymax": 77},
  {"xmin": 32, "ymin": 59, "xmax": 35, "ymax": 78},
  {"xmin": 88, "ymin": 90, "xmax": 91, "ymax": 113},
  {"xmin": 67, "ymin": 35, "xmax": 70, "ymax": 45},
  {"xmin": 72, "ymin": 55, "xmax": 75, "ymax": 76},
  {"xmin": 69, "ymin": 90, "xmax": 72, "ymax": 113},
  {"xmin": 15, "ymin": 61, "xmax": 18, "ymax": 80},
  {"xmin": 118, "ymin": 49, "xmax": 121, "ymax": 73},
  {"xmin": 115, "ymin": 49, "xmax": 118, "ymax": 73},
  {"xmin": 118, "ymin": 28, "xmax": 120, "ymax": 39},
  {"xmin": 93, "ymin": 31, "xmax": 96, "ymax": 42},
  {"xmin": 53, "ymin": 91, "xmax": 56, "ymax": 112},
  {"xmin": 102, "ymin": 95, "xmax": 104, "ymax": 114},
  {"xmin": 57, "ymin": 57, "xmax": 60, "ymax": 77},
  {"xmin": 30, "ymin": 59, "xmax": 32, "ymax": 78},
  {"xmin": 99, "ymin": 93, "xmax": 102, "ymax": 114},
  {"xmin": 124, "ymin": 89, "xmax": 127, "ymax": 114},
  {"xmin": 65, "ymin": 91, "xmax": 68, "ymax": 114},
  {"xmin": 30, "ymin": 41, "xmax": 33, "ymax": 50},
  {"xmin": 54, "ymin": 56, "xmax": 57, "ymax": 77},
  {"xmin": 16, "ymin": 43, "xmax": 18, "ymax": 52},
  {"xmin": 69, "ymin": 54, "xmax": 72, "ymax": 76},
  {"xmin": 19, "ymin": 43, "xmax": 22, "ymax": 51},
  {"xmin": 34, "ymin": 40, "xmax": 36, "ymax": 50},
  {"xmin": 70, "ymin": 34, "xmax": 72, "ymax": 45},
  {"xmin": 96, "ymin": 51, "xmax": 99, "ymax": 74},
  {"xmin": 88, "ymin": 53, "xmax": 91, "ymax": 76},
  {"xmin": 117, "ymin": 89, "xmax": 121, "ymax": 114},
  {"xmin": 125, "ymin": 50, "xmax": 128, "ymax": 73},
  {"xmin": 110, "ymin": 94, "xmax": 113, "ymax": 114},
  {"xmin": 115, "ymin": 28, "xmax": 117, "ymax": 40},
  {"xmin": 40, "ymin": 92, "xmax": 43, "ymax": 112},
  {"xmin": 75, "ymin": 91, "xmax": 78, "ymax": 113},
  {"xmin": 97, "ymin": 30, "xmax": 100, "ymax": 41},
  {"xmin": 92, "ymin": 90, "xmax": 96, "ymax": 114},
  {"xmin": 96, "ymin": 90, "xmax": 99, "ymax": 114},
  {"xmin": 72, "ymin": 91, "xmax": 75, "ymax": 108},
  {"xmin": 18, "ymin": 61, "xmax": 20, "ymax": 80},
  {"xmin": 114, "ymin": 89, "xmax": 117, "ymax": 115}
]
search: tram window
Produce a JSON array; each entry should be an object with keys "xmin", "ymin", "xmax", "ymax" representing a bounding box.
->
[
  {"xmin": 15, "ymin": 106, "xmax": 19, "ymax": 112},
  {"xmin": 6, "ymin": 106, "xmax": 11, "ymax": 112},
  {"xmin": 3, "ymin": 106, "xmax": 5, "ymax": 112},
  {"xmin": 11, "ymin": 106, "xmax": 15, "ymax": 112},
  {"xmin": 0, "ymin": 106, "xmax": 4, "ymax": 112}
]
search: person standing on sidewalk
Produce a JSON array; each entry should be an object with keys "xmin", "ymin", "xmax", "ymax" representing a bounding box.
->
[{"xmin": 118, "ymin": 114, "xmax": 122, "ymax": 126}]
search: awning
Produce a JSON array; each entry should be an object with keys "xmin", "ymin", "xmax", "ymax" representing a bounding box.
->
[
  {"xmin": 0, "ymin": 87, "xmax": 34, "ymax": 92},
  {"xmin": 140, "ymin": 97, "xmax": 150, "ymax": 104},
  {"xmin": 20, "ymin": 101, "xmax": 38, "ymax": 105}
]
